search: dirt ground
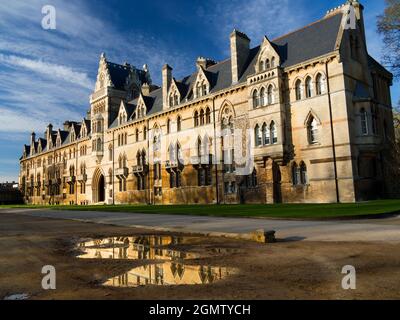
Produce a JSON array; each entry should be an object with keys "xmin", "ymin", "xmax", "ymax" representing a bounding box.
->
[{"xmin": 0, "ymin": 212, "xmax": 399, "ymax": 300}]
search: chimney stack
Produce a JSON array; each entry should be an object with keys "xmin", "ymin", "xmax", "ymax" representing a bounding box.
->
[
  {"xmin": 142, "ymin": 83, "xmax": 150, "ymax": 96},
  {"xmin": 230, "ymin": 29, "xmax": 250, "ymax": 84},
  {"xmin": 162, "ymin": 64, "xmax": 172, "ymax": 109}
]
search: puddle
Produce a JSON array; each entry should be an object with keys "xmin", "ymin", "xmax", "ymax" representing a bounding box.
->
[
  {"xmin": 77, "ymin": 235, "xmax": 199, "ymax": 260},
  {"xmin": 3, "ymin": 293, "xmax": 29, "ymax": 300},
  {"xmin": 104, "ymin": 262, "xmax": 233, "ymax": 287},
  {"xmin": 77, "ymin": 235, "xmax": 236, "ymax": 287}
]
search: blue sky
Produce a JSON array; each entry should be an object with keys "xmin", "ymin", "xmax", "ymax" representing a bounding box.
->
[{"xmin": 0, "ymin": 0, "xmax": 398, "ymax": 182}]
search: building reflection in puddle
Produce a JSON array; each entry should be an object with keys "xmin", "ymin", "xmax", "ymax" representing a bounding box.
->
[
  {"xmin": 103, "ymin": 263, "xmax": 233, "ymax": 287},
  {"xmin": 77, "ymin": 235, "xmax": 198, "ymax": 260},
  {"xmin": 77, "ymin": 235, "xmax": 236, "ymax": 287}
]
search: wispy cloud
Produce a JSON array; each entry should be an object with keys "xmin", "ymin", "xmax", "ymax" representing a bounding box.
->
[
  {"xmin": 0, "ymin": 53, "xmax": 94, "ymax": 90},
  {"xmin": 198, "ymin": 0, "xmax": 307, "ymax": 51}
]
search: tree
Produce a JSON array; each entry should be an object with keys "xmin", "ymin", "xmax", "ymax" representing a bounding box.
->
[{"xmin": 377, "ymin": 0, "xmax": 400, "ymax": 78}]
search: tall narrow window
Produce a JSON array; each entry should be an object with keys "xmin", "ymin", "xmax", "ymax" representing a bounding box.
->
[
  {"xmin": 253, "ymin": 90, "xmax": 259, "ymax": 108},
  {"xmin": 300, "ymin": 162, "xmax": 308, "ymax": 185},
  {"xmin": 305, "ymin": 76, "xmax": 313, "ymax": 98},
  {"xmin": 255, "ymin": 125, "xmax": 261, "ymax": 147},
  {"xmin": 265, "ymin": 59, "xmax": 270, "ymax": 69},
  {"xmin": 167, "ymin": 119, "xmax": 171, "ymax": 134},
  {"xmin": 177, "ymin": 116, "xmax": 182, "ymax": 132},
  {"xmin": 262, "ymin": 123, "xmax": 270, "ymax": 145},
  {"xmin": 292, "ymin": 162, "xmax": 299, "ymax": 185},
  {"xmin": 194, "ymin": 111, "xmax": 199, "ymax": 127},
  {"xmin": 360, "ymin": 108, "xmax": 368, "ymax": 135},
  {"xmin": 308, "ymin": 117, "xmax": 319, "ymax": 144},
  {"xmin": 267, "ymin": 85, "xmax": 273, "ymax": 105},
  {"xmin": 295, "ymin": 80, "xmax": 302, "ymax": 101},
  {"xmin": 259, "ymin": 60, "xmax": 264, "ymax": 72},
  {"xmin": 270, "ymin": 121, "xmax": 277, "ymax": 144},
  {"xmin": 205, "ymin": 107, "xmax": 211, "ymax": 124},
  {"xmin": 200, "ymin": 109, "xmax": 205, "ymax": 125},
  {"xmin": 316, "ymin": 74, "xmax": 324, "ymax": 95},
  {"xmin": 260, "ymin": 87, "xmax": 266, "ymax": 106},
  {"xmin": 271, "ymin": 57, "xmax": 275, "ymax": 68}
]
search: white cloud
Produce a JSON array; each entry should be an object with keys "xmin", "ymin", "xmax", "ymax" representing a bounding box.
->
[{"xmin": 0, "ymin": 53, "xmax": 94, "ymax": 90}]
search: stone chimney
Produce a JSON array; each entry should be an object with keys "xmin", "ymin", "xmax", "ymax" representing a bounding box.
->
[
  {"xmin": 142, "ymin": 83, "xmax": 150, "ymax": 96},
  {"xmin": 30, "ymin": 132, "xmax": 36, "ymax": 147},
  {"xmin": 196, "ymin": 57, "xmax": 217, "ymax": 71},
  {"xmin": 162, "ymin": 64, "xmax": 172, "ymax": 109},
  {"xmin": 46, "ymin": 124, "xmax": 53, "ymax": 142},
  {"xmin": 230, "ymin": 29, "xmax": 250, "ymax": 84}
]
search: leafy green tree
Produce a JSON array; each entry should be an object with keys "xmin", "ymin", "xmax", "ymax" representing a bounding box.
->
[{"xmin": 378, "ymin": 0, "xmax": 400, "ymax": 78}]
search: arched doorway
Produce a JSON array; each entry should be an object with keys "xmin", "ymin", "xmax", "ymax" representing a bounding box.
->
[
  {"xmin": 98, "ymin": 175, "xmax": 105, "ymax": 202},
  {"xmin": 92, "ymin": 168, "xmax": 106, "ymax": 203}
]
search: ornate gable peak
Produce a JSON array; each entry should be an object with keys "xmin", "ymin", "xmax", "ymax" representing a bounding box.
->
[{"xmin": 95, "ymin": 52, "xmax": 114, "ymax": 91}]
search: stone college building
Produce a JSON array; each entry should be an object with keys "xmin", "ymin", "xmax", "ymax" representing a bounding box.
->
[{"xmin": 19, "ymin": 1, "xmax": 397, "ymax": 205}]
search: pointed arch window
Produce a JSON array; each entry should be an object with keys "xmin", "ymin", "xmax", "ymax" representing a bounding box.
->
[
  {"xmin": 199, "ymin": 109, "xmax": 205, "ymax": 126},
  {"xmin": 252, "ymin": 90, "xmax": 259, "ymax": 108},
  {"xmin": 300, "ymin": 162, "xmax": 308, "ymax": 185},
  {"xmin": 305, "ymin": 76, "xmax": 313, "ymax": 98},
  {"xmin": 265, "ymin": 59, "xmax": 270, "ymax": 69},
  {"xmin": 260, "ymin": 87, "xmax": 266, "ymax": 106},
  {"xmin": 194, "ymin": 111, "xmax": 199, "ymax": 127},
  {"xmin": 295, "ymin": 80, "xmax": 303, "ymax": 101},
  {"xmin": 259, "ymin": 60, "xmax": 264, "ymax": 72},
  {"xmin": 205, "ymin": 107, "xmax": 211, "ymax": 124},
  {"xmin": 255, "ymin": 125, "xmax": 262, "ymax": 146},
  {"xmin": 262, "ymin": 123, "xmax": 270, "ymax": 145},
  {"xmin": 177, "ymin": 116, "xmax": 182, "ymax": 132},
  {"xmin": 267, "ymin": 85, "xmax": 273, "ymax": 105},
  {"xmin": 270, "ymin": 121, "xmax": 277, "ymax": 144},
  {"xmin": 271, "ymin": 57, "xmax": 276, "ymax": 68},
  {"xmin": 167, "ymin": 119, "xmax": 171, "ymax": 134},
  {"xmin": 292, "ymin": 162, "xmax": 299, "ymax": 186},
  {"xmin": 316, "ymin": 74, "xmax": 325, "ymax": 95},
  {"xmin": 308, "ymin": 116, "xmax": 319, "ymax": 144}
]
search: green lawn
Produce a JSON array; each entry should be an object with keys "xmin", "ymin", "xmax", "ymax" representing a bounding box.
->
[{"xmin": 2, "ymin": 200, "xmax": 400, "ymax": 219}]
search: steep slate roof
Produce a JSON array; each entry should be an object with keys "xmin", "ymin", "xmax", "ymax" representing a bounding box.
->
[
  {"xmin": 107, "ymin": 62, "xmax": 149, "ymax": 90},
  {"xmin": 127, "ymin": 12, "xmax": 344, "ymax": 120}
]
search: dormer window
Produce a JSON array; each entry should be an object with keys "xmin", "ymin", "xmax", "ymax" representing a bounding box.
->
[
  {"xmin": 136, "ymin": 104, "xmax": 146, "ymax": 119},
  {"xmin": 169, "ymin": 90, "xmax": 180, "ymax": 107}
]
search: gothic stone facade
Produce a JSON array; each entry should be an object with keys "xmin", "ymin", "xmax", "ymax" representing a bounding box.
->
[{"xmin": 19, "ymin": 2, "xmax": 396, "ymax": 205}]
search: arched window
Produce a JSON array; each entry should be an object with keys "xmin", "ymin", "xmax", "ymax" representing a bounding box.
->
[
  {"xmin": 271, "ymin": 57, "xmax": 275, "ymax": 68},
  {"xmin": 169, "ymin": 95, "xmax": 174, "ymax": 107},
  {"xmin": 202, "ymin": 81, "xmax": 207, "ymax": 96},
  {"xmin": 308, "ymin": 116, "xmax": 319, "ymax": 144},
  {"xmin": 143, "ymin": 126, "xmax": 147, "ymax": 140},
  {"xmin": 262, "ymin": 123, "xmax": 270, "ymax": 145},
  {"xmin": 135, "ymin": 128, "xmax": 139, "ymax": 142},
  {"xmin": 260, "ymin": 87, "xmax": 266, "ymax": 106},
  {"xmin": 108, "ymin": 144, "xmax": 112, "ymax": 161},
  {"xmin": 267, "ymin": 85, "xmax": 273, "ymax": 105},
  {"xmin": 252, "ymin": 90, "xmax": 259, "ymax": 108},
  {"xmin": 177, "ymin": 116, "xmax": 182, "ymax": 132},
  {"xmin": 167, "ymin": 119, "xmax": 171, "ymax": 134},
  {"xmin": 295, "ymin": 80, "xmax": 302, "ymax": 100},
  {"xmin": 251, "ymin": 169, "xmax": 258, "ymax": 187},
  {"xmin": 197, "ymin": 137, "xmax": 202, "ymax": 158},
  {"xmin": 360, "ymin": 108, "xmax": 368, "ymax": 135},
  {"xmin": 194, "ymin": 111, "xmax": 199, "ymax": 127},
  {"xmin": 316, "ymin": 74, "xmax": 325, "ymax": 95},
  {"xmin": 305, "ymin": 76, "xmax": 313, "ymax": 98},
  {"xmin": 270, "ymin": 121, "xmax": 277, "ymax": 144},
  {"xmin": 174, "ymin": 94, "xmax": 179, "ymax": 106},
  {"xmin": 255, "ymin": 125, "xmax": 261, "ymax": 146},
  {"xmin": 300, "ymin": 162, "xmax": 308, "ymax": 185},
  {"xmin": 292, "ymin": 162, "xmax": 299, "ymax": 186},
  {"xmin": 136, "ymin": 151, "xmax": 141, "ymax": 166},
  {"xmin": 205, "ymin": 107, "xmax": 211, "ymax": 124},
  {"xmin": 259, "ymin": 60, "xmax": 264, "ymax": 72},
  {"xmin": 196, "ymin": 83, "xmax": 201, "ymax": 98},
  {"xmin": 200, "ymin": 109, "xmax": 205, "ymax": 126},
  {"xmin": 265, "ymin": 59, "xmax": 270, "ymax": 69}
]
